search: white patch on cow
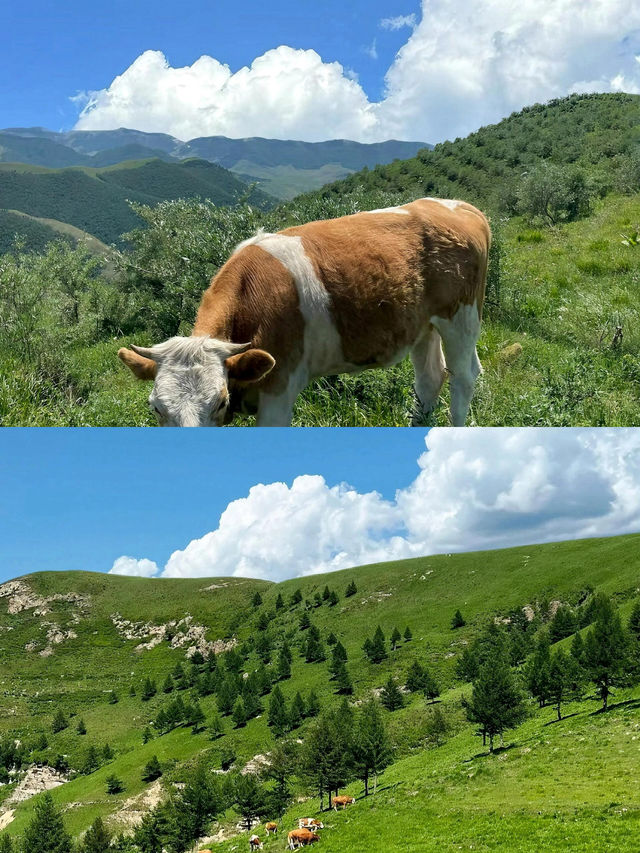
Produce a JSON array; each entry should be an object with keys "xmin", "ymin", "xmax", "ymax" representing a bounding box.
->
[
  {"xmin": 254, "ymin": 234, "xmax": 347, "ymax": 378},
  {"xmin": 430, "ymin": 303, "xmax": 482, "ymax": 426},
  {"xmin": 365, "ymin": 205, "xmax": 410, "ymax": 215},
  {"xmin": 145, "ymin": 336, "xmax": 242, "ymax": 427},
  {"xmin": 233, "ymin": 229, "xmax": 276, "ymax": 254},
  {"xmin": 422, "ymin": 197, "xmax": 463, "ymax": 210}
]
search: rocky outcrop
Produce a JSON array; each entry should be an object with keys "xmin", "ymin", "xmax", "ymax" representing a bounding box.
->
[
  {"xmin": 0, "ymin": 580, "xmax": 89, "ymax": 616},
  {"xmin": 111, "ymin": 613, "xmax": 237, "ymax": 658},
  {"xmin": 3, "ymin": 765, "xmax": 67, "ymax": 808}
]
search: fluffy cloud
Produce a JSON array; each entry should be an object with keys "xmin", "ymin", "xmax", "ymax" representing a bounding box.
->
[
  {"xmin": 106, "ymin": 429, "xmax": 640, "ymax": 582},
  {"xmin": 74, "ymin": 1, "xmax": 640, "ymax": 142},
  {"xmin": 109, "ymin": 556, "xmax": 160, "ymax": 578}
]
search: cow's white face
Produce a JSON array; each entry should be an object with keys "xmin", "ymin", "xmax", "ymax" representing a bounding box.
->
[{"xmin": 118, "ymin": 336, "xmax": 275, "ymax": 427}]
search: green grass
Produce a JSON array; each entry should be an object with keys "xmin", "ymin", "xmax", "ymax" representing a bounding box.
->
[
  {"xmin": 2, "ymin": 193, "xmax": 639, "ymax": 426},
  {"xmin": 1, "ymin": 533, "xmax": 639, "ymax": 844}
]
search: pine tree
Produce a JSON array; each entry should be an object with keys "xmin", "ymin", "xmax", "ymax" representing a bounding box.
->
[
  {"xmin": 102, "ymin": 743, "xmax": 114, "ymax": 761},
  {"xmin": 549, "ymin": 606, "xmax": 578, "ymax": 643},
  {"xmin": 335, "ymin": 661, "xmax": 353, "ymax": 695},
  {"xmin": 290, "ymin": 589, "xmax": 303, "ymax": 606},
  {"xmin": 83, "ymin": 745, "xmax": 100, "ymax": 774},
  {"xmin": 423, "ymin": 668, "xmax": 440, "ymax": 703},
  {"xmin": 451, "ymin": 609, "xmax": 466, "ymax": 629},
  {"xmin": 299, "ymin": 611, "xmax": 311, "ymax": 630},
  {"xmin": 306, "ymin": 689, "xmax": 321, "ymax": 718},
  {"xmin": 277, "ymin": 647, "xmax": 292, "ymax": 681},
  {"xmin": 390, "ymin": 627, "xmax": 402, "ymax": 651},
  {"xmin": 141, "ymin": 678, "xmax": 157, "ymax": 701},
  {"xmin": 584, "ymin": 594, "xmax": 629, "ymax": 710},
  {"xmin": 328, "ymin": 590, "xmax": 339, "ymax": 607},
  {"xmin": 252, "ymin": 591, "xmax": 263, "ymax": 607},
  {"xmin": 329, "ymin": 641, "xmax": 348, "ymax": 678},
  {"xmin": 327, "ymin": 632, "xmax": 338, "ymax": 646},
  {"xmin": 174, "ymin": 763, "xmax": 224, "ymax": 843},
  {"xmin": 142, "ymin": 726, "xmax": 153, "ymax": 745},
  {"xmin": 108, "ymin": 691, "xmax": 119, "ymax": 705},
  {"xmin": 275, "ymin": 593, "xmax": 284, "ymax": 610},
  {"xmin": 106, "ymin": 774, "xmax": 124, "ymax": 794},
  {"xmin": 142, "ymin": 755, "xmax": 163, "ymax": 782},
  {"xmin": 23, "ymin": 792, "xmax": 72, "ymax": 853},
  {"xmin": 217, "ymin": 677, "xmax": 238, "ymax": 716},
  {"xmin": 425, "ymin": 706, "xmax": 449, "ymax": 746},
  {"xmin": 570, "ymin": 631, "xmax": 585, "ymax": 665},
  {"xmin": 242, "ymin": 683, "xmax": 261, "ymax": 720},
  {"xmin": 289, "ymin": 692, "xmax": 306, "ymax": 728},
  {"xmin": 463, "ymin": 647, "xmax": 527, "ymax": 752},
  {"xmin": 232, "ymin": 697, "xmax": 247, "ymax": 728},
  {"xmin": 313, "ymin": 592, "xmax": 323, "ymax": 608},
  {"xmin": 629, "ymin": 600, "xmax": 640, "ymax": 641},
  {"xmin": 172, "ymin": 662, "xmax": 186, "ymax": 689},
  {"xmin": 405, "ymin": 660, "xmax": 426, "ymax": 692},
  {"xmin": 162, "ymin": 674, "xmax": 174, "ymax": 694},
  {"xmin": 268, "ymin": 686, "xmax": 289, "ymax": 736},
  {"xmin": 322, "ymin": 585, "xmax": 331, "ymax": 601},
  {"xmin": 209, "ymin": 712, "xmax": 224, "ymax": 740},
  {"xmin": 76, "ymin": 718, "xmax": 87, "ymax": 735},
  {"xmin": 353, "ymin": 699, "xmax": 393, "ymax": 796},
  {"xmin": 526, "ymin": 633, "xmax": 552, "ymax": 707},
  {"xmin": 129, "ymin": 684, "xmax": 137, "ymax": 698},
  {"xmin": 80, "ymin": 816, "xmax": 111, "ymax": 853},
  {"xmin": 301, "ymin": 715, "xmax": 337, "ymax": 810},
  {"xmin": 368, "ymin": 627, "xmax": 388, "ymax": 663},
  {"xmin": 133, "ymin": 808, "xmax": 165, "ymax": 853},
  {"xmin": 255, "ymin": 632, "xmax": 273, "ymax": 664},
  {"xmin": 189, "ymin": 701, "xmax": 206, "ymax": 733},
  {"xmin": 403, "ymin": 626, "xmax": 412, "ymax": 642},
  {"xmin": 0, "ymin": 834, "xmax": 12, "ymax": 853},
  {"xmin": 256, "ymin": 612, "xmax": 269, "ymax": 632},
  {"xmin": 52, "ymin": 709, "xmax": 68, "ymax": 733},
  {"xmin": 263, "ymin": 741, "xmax": 296, "ymax": 817},
  {"xmin": 234, "ymin": 773, "xmax": 267, "ymax": 832},
  {"xmin": 380, "ymin": 676, "xmax": 404, "ymax": 711},
  {"xmin": 345, "ymin": 580, "xmax": 357, "ymax": 598},
  {"xmin": 548, "ymin": 649, "xmax": 581, "ymax": 720}
]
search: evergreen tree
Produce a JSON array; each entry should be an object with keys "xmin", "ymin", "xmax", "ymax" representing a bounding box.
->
[
  {"xmin": 423, "ymin": 668, "xmax": 440, "ymax": 702},
  {"xmin": 628, "ymin": 600, "xmax": 640, "ymax": 641},
  {"xmin": 268, "ymin": 686, "xmax": 289, "ymax": 737},
  {"xmin": 463, "ymin": 646, "xmax": 527, "ymax": 752},
  {"xmin": 345, "ymin": 580, "xmax": 357, "ymax": 598},
  {"xmin": 277, "ymin": 647, "xmax": 292, "ymax": 681},
  {"xmin": 289, "ymin": 692, "xmax": 306, "ymax": 728},
  {"xmin": 255, "ymin": 632, "xmax": 273, "ymax": 664},
  {"xmin": 0, "ymin": 834, "xmax": 12, "ymax": 853},
  {"xmin": 133, "ymin": 808, "xmax": 165, "ymax": 853},
  {"xmin": 290, "ymin": 589, "xmax": 303, "ymax": 606},
  {"xmin": 368, "ymin": 627, "xmax": 388, "ymax": 663},
  {"xmin": 76, "ymin": 718, "xmax": 87, "ymax": 735},
  {"xmin": 322, "ymin": 585, "xmax": 331, "ymax": 601},
  {"xmin": 334, "ymin": 661, "xmax": 353, "ymax": 695},
  {"xmin": 83, "ymin": 745, "xmax": 100, "ymax": 774},
  {"xmin": 262, "ymin": 740, "xmax": 296, "ymax": 817},
  {"xmin": 328, "ymin": 590, "xmax": 339, "ymax": 607},
  {"xmin": 256, "ymin": 612, "xmax": 269, "ymax": 632},
  {"xmin": 328, "ymin": 641, "xmax": 348, "ymax": 678},
  {"xmin": 102, "ymin": 743, "xmax": 114, "ymax": 761},
  {"xmin": 106, "ymin": 774, "xmax": 124, "ymax": 794},
  {"xmin": 217, "ymin": 677, "xmax": 238, "ymax": 716},
  {"xmin": 327, "ymin": 632, "xmax": 338, "ymax": 646},
  {"xmin": 313, "ymin": 592, "xmax": 323, "ymax": 608},
  {"xmin": 403, "ymin": 626, "xmax": 412, "ymax": 642},
  {"xmin": 209, "ymin": 712, "xmax": 224, "ymax": 740},
  {"xmin": 232, "ymin": 697, "xmax": 247, "ymax": 728},
  {"xmin": 584, "ymin": 594, "xmax": 629, "ymax": 710},
  {"xmin": 52, "ymin": 710, "xmax": 68, "ymax": 733},
  {"xmin": 162, "ymin": 674, "xmax": 174, "ymax": 694},
  {"xmin": 80, "ymin": 815, "xmax": 112, "ymax": 852},
  {"xmin": 548, "ymin": 649, "xmax": 581, "ymax": 720},
  {"xmin": 234, "ymin": 773, "xmax": 267, "ymax": 832},
  {"xmin": 570, "ymin": 631, "xmax": 585, "ymax": 666},
  {"xmin": 306, "ymin": 689, "xmax": 321, "ymax": 718},
  {"xmin": 380, "ymin": 676, "xmax": 404, "ymax": 711},
  {"xmin": 526, "ymin": 633, "xmax": 552, "ymax": 707},
  {"xmin": 301, "ymin": 714, "xmax": 344, "ymax": 810},
  {"xmin": 425, "ymin": 706, "xmax": 450, "ymax": 746},
  {"xmin": 549, "ymin": 605, "xmax": 578, "ymax": 643},
  {"xmin": 129, "ymin": 684, "xmax": 137, "ymax": 698},
  {"xmin": 141, "ymin": 678, "xmax": 157, "ymax": 701},
  {"xmin": 275, "ymin": 593, "xmax": 284, "ymax": 610},
  {"xmin": 172, "ymin": 663, "xmax": 186, "ymax": 689},
  {"xmin": 252, "ymin": 591, "xmax": 263, "ymax": 607},
  {"xmin": 352, "ymin": 699, "xmax": 393, "ymax": 796},
  {"xmin": 23, "ymin": 792, "xmax": 72, "ymax": 853},
  {"xmin": 188, "ymin": 701, "xmax": 206, "ymax": 733},
  {"xmin": 191, "ymin": 650, "xmax": 205, "ymax": 666},
  {"xmin": 242, "ymin": 684, "xmax": 261, "ymax": 720},
  {"xmin": 299, "ymin": 611, "xmax": 311, "ymax": 630},
  {"xmin": 451, "ymin": 609, "xmax": 466, "ymax": 629},
  {"xmin": 142, "ymin": 755, "xmax": 163, "ymax": 782},
  {"xmin": 305, "ymin": 633, "xmax": 325, "ymax": 663},
  {"xmin": 175, "ymin": 764, "xmax": 223, "ymax": 843},
  {"xmin": 390, "ymin": 627, "xmax": 402, "ymax": 651},
  {"xmin": 108, "ymin": 691, "xmax": 119, "ymax": 705},
  {"xmin": 405, "ymin": 660, "xmax": 426, "ymax": 693}
]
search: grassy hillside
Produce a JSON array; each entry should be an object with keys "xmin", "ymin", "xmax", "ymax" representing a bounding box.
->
[
  {"xmin": 0, "ymin": 532, "xmax": 639, "ymax": 846},
  {"xmin": 0, "ymin": 158, "xmax": 274, "ymax": 246}
]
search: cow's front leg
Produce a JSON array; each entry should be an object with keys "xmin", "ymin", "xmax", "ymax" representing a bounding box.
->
[{"xmin": 256, "ymin": 369, "xmax": 306, "ymax": 426}]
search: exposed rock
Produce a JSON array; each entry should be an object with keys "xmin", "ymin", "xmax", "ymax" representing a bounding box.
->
[
  {"xmin": 0, "ymin": 580, "xmax": 89, "ymax": 616},
  {"xmin": 111, "ymin": 612, "xmax": 237, "ymax": 658},
  {"xmin": 0, "ymin": 810, "xmax": 14, "ymax": 830},
  {"xmin": 4, "ymin": 765, "xmax": 67, "ymax": 807},
  {"xmin": 112, "ymin": 778, "xmax": 164, "ymax": 828},
  {"xmin": 522, "ymin": 605, "xmax": 535, "ymax": 622},
  {"xmin": 242, "ymin": 753, "xmax": 271, "ymax": 775}
]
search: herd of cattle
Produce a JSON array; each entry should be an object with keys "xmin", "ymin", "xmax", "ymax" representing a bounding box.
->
[{"xmin": 203, "ymin": 794, "xmax": 356, "ymax": 851}]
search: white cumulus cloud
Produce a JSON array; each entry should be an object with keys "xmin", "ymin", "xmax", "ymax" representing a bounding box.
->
[
  {"xmin": 109, "ymin": 556, "xmax": 160, "ymax": 578},
  {"xmin": 107, "ymin": 428, "xmax": 640, "ymax": 583},
  {"xmin": 73, "ymin": 1, "xmax": 640, "ymax": 143}
]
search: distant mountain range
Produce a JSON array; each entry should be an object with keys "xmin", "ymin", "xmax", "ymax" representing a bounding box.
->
[{"xmin": 0, "ymin": 127, "xmax": 429, "ymax": 199}]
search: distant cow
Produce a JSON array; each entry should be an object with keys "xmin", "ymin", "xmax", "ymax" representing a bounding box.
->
[
  {"xmin": 249, "ymin": 835, "xmax": 263, "ymax": 851},
  {"xmin": 265, "ymin": 821, "xmax": 278, "ymax": 835},
  {"xmin": 298, "ymin": 818, "xmax": 324, "ymax": 830},
  {"xmin": 287, "ymin": 828, "xmax": 320, "ymax": 849},
  {"xmin": 119, "ymin": 198, "xmax": 490, "ymax": 427},
  {"xmin": 333, "ymin": 795, "xmax": 356, "ymax": 810}
]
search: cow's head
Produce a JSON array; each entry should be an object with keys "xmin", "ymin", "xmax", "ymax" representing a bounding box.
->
[{"xmin": 118, "ymin": 336, "xmax": 275, "ymax": 426}]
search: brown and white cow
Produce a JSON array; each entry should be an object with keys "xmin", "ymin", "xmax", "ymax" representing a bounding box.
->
[
  {"xmin": 265, "ymin": 821, "xmax": 278, "ymax": 835},
  {"xmin": 249, "ymin": 834, "xmax": 263, "ymax": 851},
  {"xmin": 119, "ymin": 198, "xmax": 490, "ymax": 427},
  {"xmin": 298, "ymin": 818, "xmax": 324, "ymax": 831},
  {"xmin": 332, "ymin": 795, "xmax": 356, "ymax": 810},
  {"xmin": 287, "ymin": 828, "xmax": 320, "ymax": 849}
]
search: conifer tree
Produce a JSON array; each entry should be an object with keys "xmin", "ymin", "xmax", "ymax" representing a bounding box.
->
[
  {"xmin": 189, "ymin": 701, "xmax": 206, "ymax": 733},
  {"xmin": 142, "ymin": 726, "xmax": 153, "ymax": 744},
  {"xmin": 390, "ymin": 627, "xmax": 402, "ymax": 650},
  {"xmin": 353, "ymin": 699, "xmax": 392, "ymax": 796},
  {"xmin": 570, "ymin": 631, "xmax": 585, "ymax": 665},
  {"xmin": 584, "ymin": 594, "xmax": 629, "ymax": 710},
  {"xmin": 403, "ymin": 626, "xmax": 412, "ymax": 641},
  {"xmin": 368, "ymin": 626, "xmax": 387, "ymax": 663},
  {"xmin": 106, "ymin": 774, "xmax": 124, "ymax": 794},
  {"xmin": 405, "ymin": 660, "xmax": 426, "ymax": 692},
  {"xmin": 299, "ymin": 611, "xmax": 311, "ymax": 630},
  {"xmin": 102, "ymin": 743, "xmax": 114, "ymax": 761},
  {"xmin": 335, "ymin": 661, "xmax": 354, "ymax": 695},
  {"xmin": 290, "ymin": 589, "xmax": 303, "ymax": 606},
  {"xmin": 268, "ymin": 686, "xmax": 289, "ymax": 737},
  {"xmin": 83, "ymin": 744, "xmax": 100, "ymax": 774},
  {"xmin": 328, "ymin": 590, "xmax": 339, "ymax": 607},
  {"xmin": 108, "ymin": 690, "xmax": 119, "ymax": 705},
  {"xmin": 322, "ymin": 585, "xmax": 331, "ymax": 601},
  {"xmin": 52, "ymin": 709, "xmax": 68, "ymax": 733},
  {"xmin": 345, "ymin": 580, "xmax": 357, "ymax": 598},
  {"xmin": 526, "ymin": 633, "xmax": 552, "ymax": 707},
  {"xmin": 209, "ymin": 712, "xmax": 224, "ymax": 740},
  {"xmin": 76, "ymin": 718, "xmax": 87, "ymax": 735},
  {"xmin": 23, "ymin": 792, "xmax": 72, "ymax": 853},
  {"xmin": 327, "ymin": 631, "xmax": 338, "ymax": 646},
  {"xmin": 142, "ymin": 755, "xmax": 163, "ymax": 782},
  {"xmin": 380, "ymin": 676, "xmax": 404, "ymax": 711},
  {"xmin": 256, "ymin": 612, "xmax": 269, "ymax": 632},
  {"xmin": 141, "ymin": 678, "xmax": 157, "ymax": 701},
  {"xmin": 234, "ymin": 773, "xmax": 267, "ymax": 832},
  {"xmin": 232, "ymin": 697, "xmax": 247, "ymax": 728},
  {"xmin": 277, "ymin": 646, "xmax": 292, "ymax": 681},
  {"xmin": 275, "ymin": 593, "xmax": 284, "ymax": 610},
  {"xmin": 252, "ymin": 591, "xmax": 263, "ymax": 607},
  {"xmin": 289, "ymin": 692, "xmax": 306, "ymax": 728},
  {"xmin": 162, "ymin": 674, "xmax": 174, "ymax": 694},
  {"xmin": 423, "ymin": 668, "xmax": 440, "ymax": 703},
  {"xmin": 451, "ymin": 609, "xmax": 466, "ymax": 629},
  {"xmin": 548, "ymin": 649, "xmax": 581, "ymax": 720},
  {"xmin": 306, "ymin": 689, "xmax": 321, "ymax": 718},
  {"xmin": 0, "ymin": 834, "xmax": 12, "ymax": 853}
]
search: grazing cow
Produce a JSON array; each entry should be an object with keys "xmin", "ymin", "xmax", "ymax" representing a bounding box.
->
[
  {"xmin": 298, "ymin": 818, "xmax": 324, "ymax": 830},
  {"xmin": 249, "ymin": 835, "xmax": 263, "ymax": 851},
  {"xmin": 332, "ymin": 795, "xmax": 356, "ymax": 810},
  {"xmin": 265, "ymin": 821, "xmax": 278, "ymax": 835},
  {"xmin": 287, "ymin": 829, "xmax": 320, "ymax": 849},
  {"xmin": 118, "ymin": 198, "xmax": 490, "ymax": 427}
]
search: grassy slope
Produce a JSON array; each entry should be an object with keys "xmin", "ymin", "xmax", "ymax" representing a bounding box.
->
[{"xmin": 1, "ymin": 533, "xmax": 639, "ymax": 841}]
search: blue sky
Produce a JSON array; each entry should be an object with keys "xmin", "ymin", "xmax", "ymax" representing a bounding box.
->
[
  {"xmin": 0, "ymin": 428, "xmax": 425, "ymax": 582},
  {"xmin": 1, "ymin": 429, "xmax": 639, "ymax": 586},
  {"xmin": 2, "ymin": 1, "xmax": 639, "ymax": 144},
  {"xmin": 0, "ymin": 0, "xmax": 418, "ymax": 131}
]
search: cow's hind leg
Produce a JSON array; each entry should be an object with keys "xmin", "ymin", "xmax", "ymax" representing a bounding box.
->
[
  {"xmin": 431, "ymin": 304, "xmax": 482, "ymax": 427},
  {"xmin": 410, "ymin": 325, "xmax": 447, "ymax": 425}
]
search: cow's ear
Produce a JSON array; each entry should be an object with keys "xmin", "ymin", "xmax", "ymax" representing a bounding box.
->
[
  {"xmin": 118, "ymin": 347, "xmax": 158, "ymax": 381},
  {"xmin": 225, "ymin": 348, "xmax": 275, "ymax": 384}
]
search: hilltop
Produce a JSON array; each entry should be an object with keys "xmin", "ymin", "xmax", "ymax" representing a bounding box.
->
[{"xmin": 0, "ymin": 532, "xmax": 639, "ymax": 849}]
